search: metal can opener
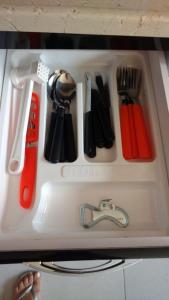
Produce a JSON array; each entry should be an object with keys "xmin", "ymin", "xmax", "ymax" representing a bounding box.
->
[{"xmin": 80, "ymin": 199, "xmax": 129, "ymax": 229}]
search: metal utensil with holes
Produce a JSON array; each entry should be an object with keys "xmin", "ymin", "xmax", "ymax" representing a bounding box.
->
[
  {"xmin": 8, "ymin": 60, "xmax": 49, "ymax": 174},
  {"xmin": 45, "ymin": 71, "xmax": 76, "ymax": 163}
]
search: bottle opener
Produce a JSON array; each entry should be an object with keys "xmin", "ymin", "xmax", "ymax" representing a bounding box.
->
[{"xmin": 80, "ymin": 199, "xmax": 129, "ymax": 229}]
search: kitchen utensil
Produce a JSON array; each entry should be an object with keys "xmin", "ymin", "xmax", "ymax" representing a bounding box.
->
[
  {"xmin": 91, "ymin": 91, "xmax": 105, "ymax": 148},
  {"xmin": 95, "ymin": 74, "xmax": 115, "ymax": 147},
  {"xmin": 55, "ymin": 72, "xmax": 76, "ymax": 104},
  {"xmin": 20, "ymin": 92, "xmax": 40, "ymax": 209},
  {"xmin": 64, "ymin": 108, "xmax": 77, "ymax": 162},
  {"xmin": 9, "ymin": 60, "xmax": 49, "ymax": 174},
  {"xmin": 80, "ymin": 199, "xmax": 129, "ymax": 229},
  {"xmin": 91, "ymin": 88, "xmax": 113, "ymax": 148},
  {"xmin": 45, "ymin": 71, "xmax": 76, "ymax": 163},
  {"xmin": 117, "ymin": 67, "xmax": 138, "ymax": 159},
  {"xmin": 127, "ymin": 67, "xmax": 153, "ymax": 160},
  {"xmin": 84, "ymin": 73, "xmax": 96, "ymax": 158},
  {"xmin": 47, "ymin": 69, "xmax": 66, "ymax": 101}
]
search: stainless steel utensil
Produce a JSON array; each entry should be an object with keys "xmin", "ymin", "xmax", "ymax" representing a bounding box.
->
[
  {"xmin": 47, "ymin": 69, "xmax": 66, "ymax": 101},
  {"xmin": 80, "ymin": 199, "xmax": 129, "ymax": 229}
]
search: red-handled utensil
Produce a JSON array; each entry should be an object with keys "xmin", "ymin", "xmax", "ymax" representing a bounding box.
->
[
  {"xmin": 20, "ymin": 92, "xmax": 40, "ymax": 209},
  {"xmin": 132, "ymin": 103, "xmax": 153, "ymax": 159},
  {"xmin": 128, "ymin": 100, "xmax": 139, "ymax": 158},
  {"xmin": 120, "ymin": 99, "xmax": 133, "ymax": 159},
  {"xmin": 127, "ymin": 67, "xmax": 153, "ymax": 160},
  {"xmin": 117, "ymin": 68, "xmax": 138, "ymax": 159},
  {"xmin": 117, "ymin": 67, "xmax": 153, "ymax": 161}
]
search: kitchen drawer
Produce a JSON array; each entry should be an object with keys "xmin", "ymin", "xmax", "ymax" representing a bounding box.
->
[{"xmin": 0, "ymin": 50, "xmax": 169, "ymax": 256}]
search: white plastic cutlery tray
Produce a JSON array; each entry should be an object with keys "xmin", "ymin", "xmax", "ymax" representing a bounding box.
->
[{"xmin": 0, "ymin": 50, "xmax": 169, "ymax": 251}]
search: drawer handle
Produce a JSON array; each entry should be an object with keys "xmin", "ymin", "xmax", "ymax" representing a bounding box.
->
[{"xmin": 25, "ymin": 259, "xmax": 125, "ymax": 275}]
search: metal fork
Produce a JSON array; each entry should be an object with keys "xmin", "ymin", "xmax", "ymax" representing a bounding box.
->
[
  {"xmin": 117, "ymin": 67, "xmax": 129, "ymax": 96},
  {"xmin": 117, "ymin": 67, "xmax": 141, "ymax": 98}
]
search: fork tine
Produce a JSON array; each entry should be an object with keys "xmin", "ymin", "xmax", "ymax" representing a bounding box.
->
[
  {"xmin": 117, "ymin": 66, "xmax": 141, "ymax": 95},
  {"xmin": 131, "ymin": 68, "xmax": 133, "ymax": 88},
  {"xmin": 116, "ymin": 67, "xmax": 120, "ymax": 90},
  {"xmin": 121, "ymin": 67, "xmax": 124, "ymax": 88},
  {"xmin": 134, "ymin": 68, "xmax": 137, "ymax": 88},
  {"xmin": 123, "ymin": 67, "xmax": 127, "ymax": 88}
]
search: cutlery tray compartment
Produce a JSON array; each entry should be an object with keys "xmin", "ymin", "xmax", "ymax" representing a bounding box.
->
[{"xmin": 0, "ymin": 50, "xmax": 169, "ymax": 251}]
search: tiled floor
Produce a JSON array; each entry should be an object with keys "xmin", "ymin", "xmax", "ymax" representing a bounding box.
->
[
  {"xmin": 1, "ymin": 259, "xmax": 169, "ymax": 300},
  {"xmin": 124, "ymin": 259, "xmax": 169, "ymax": 300}
]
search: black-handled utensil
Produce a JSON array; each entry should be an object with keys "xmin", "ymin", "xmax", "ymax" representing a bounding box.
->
[
  {"xmin": 104, "ymin": 82, "xmax": 111, "ymax": 107},
  {"xmin": 95, "ymin": 75, "xmax": 115, "ymax": 147},
  {"xmin": 45, "ymin": 71, "xmax": 76, "ymax": 163},
  {"xmin": 45, "ymin": 106, "xmax": 65, "ymax": 163},
  {"xmin": 45, "ymin": 111, "xmax": 57, "ymax": 161},
  {"xmin": 91, "ymin": 89, "xmax": 114, "ymax": 148},
  {"xmin": 64, "ymin": 111, "xmax": 77, "ymax": 162},
  {"xmin": 84, "ymin": 73, "xmax": 96, "ymax": 158},
  {"xmin": 91, "ymin": 90, "xmax": 105, "ymax": 148}
]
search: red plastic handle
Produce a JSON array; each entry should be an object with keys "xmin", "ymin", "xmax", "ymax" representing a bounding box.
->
[
  {"xmin": 26, "ymin": 92, "xmax": 39, "ymax": 143},
  {"xmin": 128, "ymin": 104, "xmax": 138, "ymax": 158},
  {"xmin": 120, "ymin": 104, "xmax": 133, "ymax": 160},
  {"xmin": 20, "ymin": 147, "xmax": 37, "ymax": 209},
  {"xmin": 132, "ymin": 103, "xmax": 153, "ymax": 160},
  {"xmin": 20, "ymin": 92, "xmax": 40, "ymax": 209}
]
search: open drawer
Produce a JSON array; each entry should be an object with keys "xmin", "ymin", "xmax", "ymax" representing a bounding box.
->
[{"xmin": 0, "ymin": 49, "xmax": 169, "ymax": 254}]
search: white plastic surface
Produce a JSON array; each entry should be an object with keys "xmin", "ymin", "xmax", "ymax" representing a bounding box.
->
[{"xmin": 0, "ymin": 50, "xmax": 169, "ymax": 251}]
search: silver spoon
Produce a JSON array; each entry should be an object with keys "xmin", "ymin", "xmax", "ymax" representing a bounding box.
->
[
  {"xmin": 47, "ymin": 69, "xmax": 67, "ymax": 101},
  {"xmin": 55, "ymin": 72, "xmax": 76, "ymax": 106}
]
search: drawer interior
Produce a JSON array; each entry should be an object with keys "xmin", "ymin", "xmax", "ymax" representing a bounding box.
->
[{"xmin": 0, "ymin": 50, "xmax": 169, "ymax": 250}]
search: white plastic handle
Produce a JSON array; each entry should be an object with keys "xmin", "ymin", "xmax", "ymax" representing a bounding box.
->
[{"xmin": 8, "ymin": 79, "xmax": 34, "ymax": 174}]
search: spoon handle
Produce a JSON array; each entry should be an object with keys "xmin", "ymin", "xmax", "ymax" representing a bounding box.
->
[
  {"xmin": 64, "ymin": 113, "xmax": 77, "ymax": 162},
  {"xmin": 84, "ymin": 111, "xmax": 96, "ymax": 158},
  {"xmin": 45, "ymin": 112, "xmax": 56, "ymax": 161},
  {"xmin": 45, "ymin": 107, "xmax": 65, "ymax": 163}
]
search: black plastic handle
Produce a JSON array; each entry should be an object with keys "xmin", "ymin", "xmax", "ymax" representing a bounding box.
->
[
  {"xmin": 91, "ymin": 96, "xmax": 105, "ymax": 148},
  {"xmin": 104, "ymin": 82, "xmax": 111, "ymax": 107},
  {"xmin": 64, "ymin": 113, "xmax": 77, "ymax": 162},
  {"xmin": 92, "ymin": 89, "xmax": 114, "ymax": 148},
  {"xmin": 45, "ymin": 107, "xmax": 65, "ymax": 163},
  {"xmin": 45, "ymin": 112, "xmax": 57, "ymax": 161},
  {"xmin": 96, "ymin": 75, "xmax": 105, "ymax": 99},
  {"xmin": 96, "ymin": 77, "xmax": 115, "ymax": 147},
  {"xmin": 96, "ymin": 75, "xmax": 111, "ymax": 108},
  {"xmin": 84, "ymin": 111, "xmax": 96, "ymax": 158}
]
